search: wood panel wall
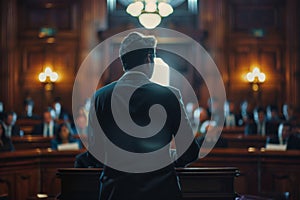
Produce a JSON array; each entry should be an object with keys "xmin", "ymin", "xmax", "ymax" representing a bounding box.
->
[{"xmin": 0, "ymin": 0, "xmax": 299, "ymax": 115}]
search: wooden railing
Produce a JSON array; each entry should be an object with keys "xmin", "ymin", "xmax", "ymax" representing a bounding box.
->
[
  {"xmin": 57, "ymin": 167, "xmax": 239, "ymax": 200},
  {"xmin": 1, "ymin": 148, "xmax": 300, "ymax": 200}
]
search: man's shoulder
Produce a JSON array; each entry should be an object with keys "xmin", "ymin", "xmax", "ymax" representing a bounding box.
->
[{"xmin": 94, "ymin": 82, "xmax": 117, "ymax": 97}]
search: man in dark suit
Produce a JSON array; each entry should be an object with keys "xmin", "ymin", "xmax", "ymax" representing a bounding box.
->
[
  {"xmin": 245, "ymin": 107, "xmax": 277, "ymax": 136},
  {"xmin": 1, "ymin": 111, "xmax": 21, "ymax": 137},
  {"xmin": 32, "ymin": 109, "xmax": 59, "ymax": 137},
  {"xmin": 88, "ymin": 32, "xmax": 200, "ymax": 200}
]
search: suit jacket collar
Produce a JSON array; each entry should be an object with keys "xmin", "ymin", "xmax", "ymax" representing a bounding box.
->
[{"xmin": 119, "ymin": 71, "xmax": 151, "ymax": 84}]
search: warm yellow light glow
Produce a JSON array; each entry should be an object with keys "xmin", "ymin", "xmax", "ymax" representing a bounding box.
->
[
  {"xmin": 246, "ymin": 72, "xmax": 254, "ymax": 82},
  {"xmin": 246, "ymin": 67, "xmax": 266, "ymax": 83},
  {"xmin": 50, "ymin": 72, "xmax": 59, "ymax": 82},
  {"xmin": 45, "ymin": 67, "xmax": 52, "ymax": 76},
  {"xmin": 38, "ymin": 73, "xmax": 46, "ymax": 82},
  {"xmin": 38, "ymin": 66, "xmax": 59, "ymax": 83},
  {"xmin": 246, "ymin": 66, "xmax": 266, "ymax": 91},
  {"xmin": 258, "ymin": 73, "xmax": 266, "ymax": 82}
]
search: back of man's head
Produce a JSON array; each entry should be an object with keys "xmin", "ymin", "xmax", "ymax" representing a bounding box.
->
[{"xmin": 119, "ymin": 32, "xmax": 157, "ymax": 71}]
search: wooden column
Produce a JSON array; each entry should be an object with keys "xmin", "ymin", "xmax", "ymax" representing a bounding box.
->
[{"xmin": 0, "ymin": 0, "xmax": 19, "ymax": 111}]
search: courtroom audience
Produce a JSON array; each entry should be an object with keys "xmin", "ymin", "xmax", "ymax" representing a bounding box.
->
[
  {"xmin": 193, "ymin": 106, "xmax": 209, "ymax": 136},
  {"xmin": 206, "ymin": 97, "xmax": 223, "ymax": 126},
  {"xmin": 51, "ymin": 97, "xmax": 71, "ymax": 122},
  {"xmin": 0, "ymin": 122, "xmax": 14, "ymax": 152},
  {"xmin": 19, "ymin": 98, "xmax": 41, "ymax": 120},
  {"xmin": 237, "ymin": 100, "xmax": 255, "ymax": 126},
  {"xmin": 1, "ymin": 111, "xmax": 21, "ymax": 137},
  {"xmin": 197, "ymin": 121, "xmax": 228, "ymax": 148},
  {"xmin": 32, "ymin": 109, "xmax": 59, "ymax": 137},
  {"xmin": 72, "ymin": 110, "xmax": 88, "ymax": 135},
  {"xmin": 244, "ymin": 107, "xmax": 276, "ymax": 136},
  {"xmin": 266, "ymin": 122, "xmax": 292, "ymax": 145},
  {"xmin": 74, "ymin": 151, "xmax": 103, "ymax": 168},
  {"xmin": 224, "ymin": 100, "xmax": 239, "ymax": 127},
  {"xmin": 281, "ymin": 103, "xmax": 298, "ymax": 126},
  {"xmin": 51, "ymin": 123, "xmax": 81, "ymax": 150}
]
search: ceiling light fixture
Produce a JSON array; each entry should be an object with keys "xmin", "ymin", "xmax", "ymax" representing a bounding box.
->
[{"xmin": 126, "ymin": 0, "xmax": 173, "ymax": 29}]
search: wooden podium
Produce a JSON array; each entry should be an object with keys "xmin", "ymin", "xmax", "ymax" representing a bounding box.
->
[{"xmin": 57, "ymin": 167, "xmax": 239, "ymax": 200}]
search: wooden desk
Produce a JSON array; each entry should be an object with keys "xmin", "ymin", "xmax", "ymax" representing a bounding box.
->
[
  {"xmin": 57, "ymin": 167, "xmax": 240, "ymax": 200},
  {"xmin": 222, "ymin": 134, "xmax": 267, "ymax": 149},
  {"xmin": 1, "ymin": 148, "xmax": 300, "ymax": 200},
  {"xmin": 11, "ymin": 135, "xmax": 53, "ymax": 150},
  {"xmin": 222, "ymin": 126, "xmax": 245, "ymax": 135}
]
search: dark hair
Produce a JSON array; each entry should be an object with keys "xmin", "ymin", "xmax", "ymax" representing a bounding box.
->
[
  {"xmin": 55, "ymin": 123, "xmax": 72, "ymax": 142},
  {"xmin": 120, "ymin": 48, "xmax": 155, "ymax": 71}
]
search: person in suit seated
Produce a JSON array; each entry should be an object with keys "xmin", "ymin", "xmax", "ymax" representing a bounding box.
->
[
  {"xmin": 224, "ymin": 100, "xmax": 239, "ymax": 127},
  {"xmin": 52, "ymin": 97, "xmax": 71, "ymax": 122},
  {"xmin": 0, "ymin": 122, "xmax": 14, "ymax": 152},
  {"xmin": 245, "ymin": 107, "xmax": 276, "ymax": 136},
  {"xmin": 281, "ymin": 103, "xmax": 298, "ymax": 126},
  {"xmin": 19, "ymin": 98, "xmax": 41, "ymax": 120},
  {"xmin": 285, "ymin": 125, "xmax": 300, "ymax": 150},
  {"xmin": 72, "ymin": 111, "xmax": 88, "ymax": 135},
  {"xmin": 51, "ymin": 123, "xmax": 82, "ymax": 150},
  {"xmin": 1, "ymin": 111, "xmax": 21, "ymax": 137},
  {"xmin": 74, "ymin": 151, "xmax": 103, "ymax": 168},
  {"xmin": 197, "ymin": 121, "xmax": 228, "ymax": 148},
  {"xmin": 32, "ymin": 109, "xmax": 59, "ymax": 137},
  {"xmin": 266, "ymin": 122, "xmax": 292, "ymax": 145},
  {"xmin": 236, "ymin": 100, "xmax": 253, "ymax": 126}
]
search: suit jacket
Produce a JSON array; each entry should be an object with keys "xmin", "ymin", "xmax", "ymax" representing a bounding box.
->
[
  {"xmin": 244, "ymin": 121, "xmax": 277, "ymax": 136},
  {"xmin": 1, "ymin": 123, "xmax": 21, "ymax": 137},
  {"xmin": 32, "ymin": 122, "xmax": 59, "ymax": 136},
  {"xmin": 89, "ymin": 71, "xmax": 200, "ymax": 200},
  {"xmin": 286, "ymin": 134, "xmax": 300, "ymax": 150}
]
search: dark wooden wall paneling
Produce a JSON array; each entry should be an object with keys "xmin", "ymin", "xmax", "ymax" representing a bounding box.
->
[{"xmin": 0, "ymin": 0, "xmax": 299, "ymax": 114}]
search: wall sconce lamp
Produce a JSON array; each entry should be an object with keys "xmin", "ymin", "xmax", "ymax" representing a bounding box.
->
[
  {"xmin": 126, "ymin": 0, "xmax": 173, "ymax": 29},
  {"xmin": 246, "ymin": 67, "xmax": 266, "ymax": 91},
  {"xmin": 38, "ymin": 66, "xmax": 59, "ymax": 91}
]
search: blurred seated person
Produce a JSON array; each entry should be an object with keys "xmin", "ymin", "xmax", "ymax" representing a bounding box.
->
[
  {"xmin": 0, "ymin": 101, "xmax": 4, "ymax": 121},
  {"xmin": 32, "ymin": 109, "xmax": 59, "ymax": 137},
  {"xmin": 193, "ymin": 107, "xmax": 209, "ymax": 137},
  {"xmin": 236, "ymin": 100, "xmax": 253, "ymax": 126},
  {"xmin": 1, "ymin": 111, "xmax": 21, "ymax": 137},
  {"xmin": 74, "ymin": 151, "xmax": 103, "ymax": 168},
  {"xmin": 286, "ymin": 125, "xmax": 300, "ymax": 150},
  {"xmin": 72, "ymin": 111, "xmax": 88, "ymax": 135},
  {"xmin": 266, "ymin": 122, "xmax": 300, "ymax": 150},
  {"xmin": 245, "ymin": 107, "xmax": 276, "ymax": 136},
  {"xmin": 19, "ymin": 98, "xmax": 41, "ymax": 120},
  {"xmin": 197, "ymin": 121, "xmax": 228, "ymax": 148},
  {"xmin": 0, "ymin": 122, "xmax": 14, "ymax": 152},
  {"xmin": 51, "ymin": 123, "xmax": 82, "ymax": 150},
  {"xmin": 224, "ymin": 100, "xmax": 239, "ymax": 127},
  {"xmin": 266, "ymin": 105, "xmax": 280, "ymax": 122},
  {"xmin": 52, "ymin": 97, "xmax": 71, "ymax": 122},
  {"xmin": 281, "ymin": 103, "xmax": 298, "ymax": 126},
  {"xmin": 266, "ymin": 122, "xmax": 292, "ymax": 145}
]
